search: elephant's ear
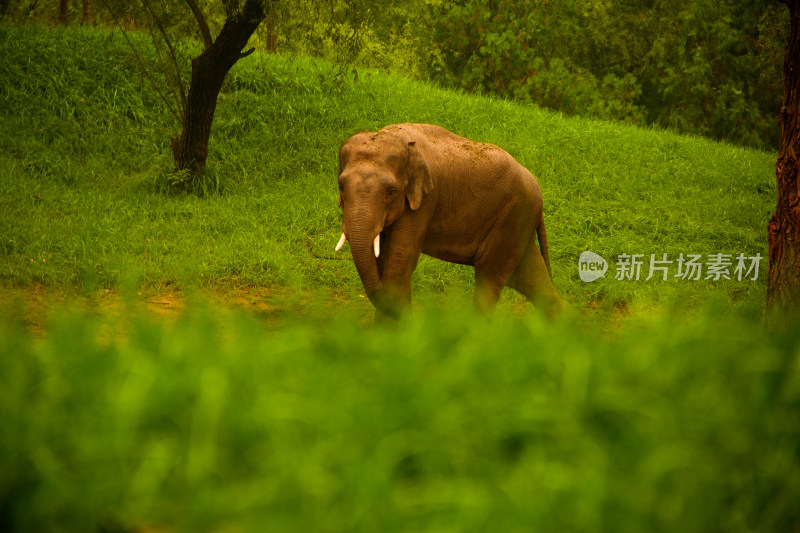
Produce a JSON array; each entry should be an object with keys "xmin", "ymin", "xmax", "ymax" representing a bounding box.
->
[
  {"xmin": 337, "ymin": 142, "xmax": 351, "ymax": 208},
  {"xmin": 405, "ymin": 141, "xmax": 432, "ymax": 211}
]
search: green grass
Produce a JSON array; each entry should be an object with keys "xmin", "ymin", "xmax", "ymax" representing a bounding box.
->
[
  {"xmin": 1, "ymin": 304, "xmax": 799, "ymax": 532},
  {"xmin": 0, "ymin": 23, "xmax": 775, "ymax": 317},
  {"xmin": 1, "ymin": 23, "xmax": 798, "ymax": 533}
]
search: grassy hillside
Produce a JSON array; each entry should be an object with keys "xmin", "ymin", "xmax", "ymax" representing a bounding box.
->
[
  {"xmin": 1, "ymin": 24, "xmax": 799, "ymax": 533},
  {"xmin": 0, "ymin": 24, "xmax": 776, "ymax": 317}
]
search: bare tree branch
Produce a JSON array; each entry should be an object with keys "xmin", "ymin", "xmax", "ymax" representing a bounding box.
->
[
  {"xmin": 184, "ymin": 0, "xmax": 213, "ymax": 50},
  {"xmin": 143, "ymin": 21, "xmax": 185, "ymax": 119},
  {"xmin": 142, "ymin": 0, "xmax": 187, "ymax": 114},
  {"xmin": 103, "ymin": 2, "xmax": 181, "ymax": 122}
]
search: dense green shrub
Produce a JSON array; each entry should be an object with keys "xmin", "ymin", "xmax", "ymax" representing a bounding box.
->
[
  {"xmin": 431, "ymin": 0, "xmax": 786, "ymax": 149},
  {"xmin": 432, "ymin": 0, "xmax": 645, "ymax": 123},
  {"xmin": 1, "ymin": 304, "xmax": 799, "ymax": 532}
]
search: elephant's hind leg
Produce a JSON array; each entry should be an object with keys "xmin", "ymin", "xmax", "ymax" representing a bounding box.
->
[
  {"xmin": 472, "ymin": 209, "xmax": 534, "ymax": 314},
  {"xmin": 473, "ymin": 245, "xmax": 523, "ymax": 315},
  {"xmin": 509, "ymin": 240, "xmax": 562, "ymax": 316},
  {"xmin": 474, "ymin": 271, "xmax": 507, "ymax": 314}
]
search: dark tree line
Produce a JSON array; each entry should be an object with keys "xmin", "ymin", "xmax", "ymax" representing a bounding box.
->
[
  {"xmin": 3, "ymin": 1, "xmax": 787, "ymax": 151},
  {"xmin": 431, "ymin": 0, "xmax": 786, "ymax": 150},
  {"xmin": 57, "ymin": 0, "xmax": 94, "ymax": 24}
]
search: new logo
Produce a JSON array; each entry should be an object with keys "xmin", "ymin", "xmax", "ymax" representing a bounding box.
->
[{"xmin": 578, "ymin": 251, "xmax": 608, "ymax": 282}]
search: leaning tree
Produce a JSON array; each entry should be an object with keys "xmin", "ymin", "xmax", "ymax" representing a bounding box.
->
[
  {"xmin": 106, "ymin": 0, "xmax": 271, "ymax": 181},
  {"xmin": 106, "ymin": 0, "xmax": 270, "ymax": 181},
  {"xmin": 767, "ymin": 0, "xmax": 800, "ymax": 325},
  {"xmin": 107, "ymin": 0, "xmax": 375, "ymax": 183},
  {"xmin": 170, "ymin": 0, "xmax": 268, "ymax": 179}
]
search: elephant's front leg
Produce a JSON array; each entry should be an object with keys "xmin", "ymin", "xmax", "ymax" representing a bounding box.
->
[{"xmin": 375, "ymin": 227, "xmax": 423, "ymax": 321}]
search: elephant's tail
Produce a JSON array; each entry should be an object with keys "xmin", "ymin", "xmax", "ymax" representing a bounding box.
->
[{"xmin": 537, "ymin": 212, "xmax": 554, "ymax": 281}]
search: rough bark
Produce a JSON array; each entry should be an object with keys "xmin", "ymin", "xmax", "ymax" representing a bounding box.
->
[
  {"xmin": 767, "ymin": 0, "xmax": 800, "ymax": 325},
  {"xmin": 59, "ymin": 0, "xmax": 68, "ymax": 24},
  {"xmin": 265, "ymin": 10, "xmax": 278, "ymax": 52},
  {"xmin": 171, "ymin": 0, "xmax": 267, "ymax": 179},
  {"xmin": 81, "ymin": 0, "xmax": 94, "ymax": 25}
]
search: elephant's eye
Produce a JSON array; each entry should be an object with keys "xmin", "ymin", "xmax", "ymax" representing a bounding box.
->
[{"xmin": 385, "ymin": 187, "xmax": 398, "ymax": 200}]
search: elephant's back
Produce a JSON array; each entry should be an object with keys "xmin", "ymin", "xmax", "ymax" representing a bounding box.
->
[
  {"xmin": 383, "ymin": 123, "xmax": 494, "ymax": 152},
  {"xmin": 382, "ymin": 122, "xmax": 539, "ymax": 204}
]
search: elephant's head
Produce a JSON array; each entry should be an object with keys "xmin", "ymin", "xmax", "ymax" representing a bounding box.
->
[{"xmin": 335, "ymin": 130, "xmax": 432, "ymax": 316}]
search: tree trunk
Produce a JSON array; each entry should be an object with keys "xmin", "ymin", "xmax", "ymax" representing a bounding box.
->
[
  {"xmin": 767, "ymin": 0, "xmax": 800, "ymax": 325},
  {"xmin": 81, "ymin": 0, "xmax": 94, "ymax": 25},
  {"xmin": 171, "ymin": 0, "xmax": 267, "ymax": 179},
  {"xmin": 265, "ymin": 10, "xmax": 278, "ymax": 53},
  {"xmin": 59, "ymin": 0, "xmax": 68, "ymax": 24}
]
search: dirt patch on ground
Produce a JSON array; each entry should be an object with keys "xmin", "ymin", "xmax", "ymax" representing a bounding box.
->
[
  {"xmin": 0, "ymin": 282, "xmax": 361, "ymax": 334},
  {"xmin": 143, "ymin": 292, "xmax": 187, "ymax": 317},
  {"xmin": 0, "ymin": 283, "xmax": 276, "ymax": 334}
]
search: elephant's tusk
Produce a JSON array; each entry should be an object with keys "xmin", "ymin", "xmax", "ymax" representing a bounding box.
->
[
  {"xmin": 374, "ymin": 234, "xmax": 380, "ymax": 258},
  {"xmin": 335, "ymin": 233, "xmax": 347, "ymax": 252}
]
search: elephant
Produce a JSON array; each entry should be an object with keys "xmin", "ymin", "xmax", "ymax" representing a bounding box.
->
[{"xmin": 334, "ymin": 123, "xmax": 561, "ymax": 319}]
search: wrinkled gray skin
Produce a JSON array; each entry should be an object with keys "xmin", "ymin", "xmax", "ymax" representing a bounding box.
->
[{"xmin": 337, "ymin": 123, "xmax": 562, "ymax": 320}]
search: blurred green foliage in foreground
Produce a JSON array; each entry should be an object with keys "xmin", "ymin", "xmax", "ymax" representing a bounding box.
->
[{"xmin": 1, "ymin": 302, "xmax": 798, "ymax": 532}]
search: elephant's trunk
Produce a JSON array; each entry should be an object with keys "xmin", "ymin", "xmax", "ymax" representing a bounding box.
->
[
  {"xmin": 349, "ymin": 230, "xmax": 382, "ymax": 294},
  {"xmin": 343, "ymin": 209, "xmax": 399, "ymax": 318}
]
